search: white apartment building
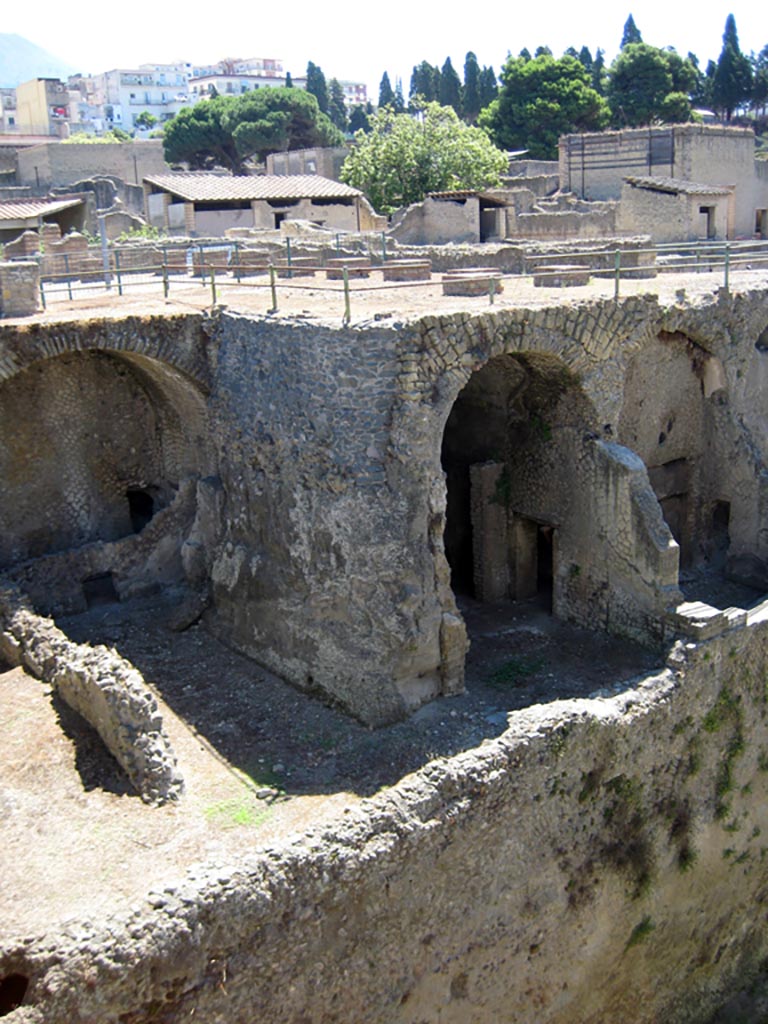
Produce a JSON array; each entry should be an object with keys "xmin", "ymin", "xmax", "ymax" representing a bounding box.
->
[{"xmin": 91, "ymin": 63, "xmax": 191, "ymax": 129}]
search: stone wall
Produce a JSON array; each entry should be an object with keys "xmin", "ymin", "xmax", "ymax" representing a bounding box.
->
[
  {"xmin": 16, "ymin": 141, "xmax": 168, "ymax": 190},
  {"xmin": 389, "ymin": 196, "xmax": 481, "ymax": 245},
  {"xmin": 194, "ymin": 290, "xmax": 767, "ymax": 724},
  {"xmin": 9, "ymin": 624, "xmax": 768, "ymax": 1022},
  {"xmin": 618, "ymin": 184, "xmax": 733, "ymax": 243},
  {"xmin": 0, "ymin": 581, "xmax": 182, "ymax": 803},
  {"xmin": 560, "ymin": 124, "xmax": 766, "ymax": 239}
]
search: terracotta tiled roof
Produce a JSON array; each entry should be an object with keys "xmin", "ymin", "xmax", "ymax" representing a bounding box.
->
[
  {"xmin": 144, "ymin": 173, "xmax": 361, "ymax": 202},
  {"xmin": 0, "ymin": 197, "xmax": 83, "ymax": 221},
  {"xmin": 624, "ymin": 175, "xmax": 734, "ymax": 196}
]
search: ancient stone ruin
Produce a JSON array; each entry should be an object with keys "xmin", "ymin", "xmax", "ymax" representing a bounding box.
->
[{"xmin": 4, "ymin": 283, "xmax": 768, "ymax": 1021}]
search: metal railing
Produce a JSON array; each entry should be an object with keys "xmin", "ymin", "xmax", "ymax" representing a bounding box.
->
[{"xmin": 33, "ymin": 238, "xmax": 768, "ymax": 323}]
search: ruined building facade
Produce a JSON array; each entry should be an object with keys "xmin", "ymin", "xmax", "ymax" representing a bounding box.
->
[{"xmin": 1, "ymin": 289, "xmax": 767, "ymax": 725}]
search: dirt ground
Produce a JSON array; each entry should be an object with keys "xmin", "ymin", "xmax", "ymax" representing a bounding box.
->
[
  {"xmin": 1, "ymin": 587, "xmax": 665, "ymax": 944},
  {"xmin": 12, "ymin": 264, "xmax": 768, "ymax": 330}
]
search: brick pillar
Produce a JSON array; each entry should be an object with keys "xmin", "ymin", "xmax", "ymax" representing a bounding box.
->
[
  {"xmin": 0, "ymin": 261, "xmax": 40, "ymax": 317},
  {"xmin": 184, "ymin": 202, "xmax": 196, "ymax": 236}
]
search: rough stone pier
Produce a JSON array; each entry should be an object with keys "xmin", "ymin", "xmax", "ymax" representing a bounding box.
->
[{"xmin": 3, "ymin": 279, "xmax": 768, "ymax": 1021}]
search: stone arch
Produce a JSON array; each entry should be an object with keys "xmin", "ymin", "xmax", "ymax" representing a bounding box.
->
[
  {"xmin": 422, "ymin": 340, "xmax": 680, "ymax": 670},
  {"xmin": 0, "ymin": 347, "xmax": 218, "ymax": 613},
  {"xmin": 0, "ymin": 315, "xmax": 214, "ymax": 393},
  {"xmin": 441, "ymin": 351, "xmax": 592, "ymax": 611}
]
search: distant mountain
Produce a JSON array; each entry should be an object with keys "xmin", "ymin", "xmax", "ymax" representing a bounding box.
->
[{"xmin": 0, "ymin": 34, "xmax": 76, "ymax": 88}]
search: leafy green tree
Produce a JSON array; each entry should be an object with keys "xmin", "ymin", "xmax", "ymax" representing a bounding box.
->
[
  {"xmin": 712, "ymin": 14, "xmax": 753, "ymax": 120},
  {"xmin": 621, "ymin": 14, "xmax": 642, "ymax": 48},
  {"xmin": 306, "ymin": 62, "xmax": 329, "ymax": 114},
  {"xmin": 328, "ymin": 78, "xmax": 348, "ymax": 132},
  {"xmin": 608, "ymin": 44, "xmax": 695, "ymax": 126},
  {"xmin": 378, "ymin": 71, "xmax": 394, "ymax": 108},
  {"xmin": 285, "ymin": 71, "xmax": 293, "ymax": 88},
  {"xmin": 134, "ymin": 111, "xmax": 157, "ymax": 130},
  {"xmin": 163, "ymin": 89, "xmax": 343, "ymax": 174},
  {"xmin": 439, "ymin": 57, "xmax": 462, "ymax": 114},
  {"xmin": 535, "ymin": 46, "xmax": 553, "ymax": 58},
  {"xmin": 478, "ymin": 66, "xmax": 498, "ymax": 109},
  {"xmin": 480, "ymin": 53, "xmax": 609, "ymax": 159},
  {"xmin": 463, "ymin": 51, "xmax": 481, "ymax": 122},
  {"xmin": 163, "ymin": 95, "xmax": 240, "ymax": 171},
  {"xmin": 341, "ymin": 101, "xmax": 507, "ymax": 214}
]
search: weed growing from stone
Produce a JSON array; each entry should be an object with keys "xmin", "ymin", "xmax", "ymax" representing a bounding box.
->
[
  {"xmin": 489, "ymin": 655, "xmax": 546, "ymax": 689},
  {"xmin": 625, "ymin": 916, "xmax": 655, "ymax": 950}
]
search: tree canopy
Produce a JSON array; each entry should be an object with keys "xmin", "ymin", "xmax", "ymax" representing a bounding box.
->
[
  {"xmin": 712, "ymin": 14, "xmax": 752, "ymax": 120},
  {"xmin": 340, "ymin": 102, "xmax": 507, "ymax": 214},
  {"xmin": 480, "ymin": 53, "xmax": 609, "ymax": 159},
  {"xmin": 607, "ymin": 43, "xmax": 697, "ymax": 126},
  {"xmin": 163, "ymin": 89, "xmax": 344, "ymax": 174}
]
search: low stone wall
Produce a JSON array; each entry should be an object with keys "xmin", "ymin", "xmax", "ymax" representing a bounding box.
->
[
  {"xmin": 0, "ymin": 581, "xmax": 182, "ymax": 804},
  {"xmin": 8, "ymin": 626, "xmax": 768, "ymax": 1022}
]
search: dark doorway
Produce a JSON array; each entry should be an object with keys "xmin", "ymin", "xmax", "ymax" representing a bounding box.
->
[
  {"xmin": 443, "ymin": 464, "xmax": 474, "ymax": 595},
  {"xmin": 441, "ymin": 352, "xmax": 579, "ymax": 611},
  {"xmin": 537, "ymin": 524, "xmax": 555, "ymax": 610},
  {"xmin": 0, "ymin": 974, "xmax": 28, "ymax": 1016},
  {"xmin": 711, "ymin": 500, "xmax": 731, "ymax": 567},
  {"xmin": 699, "ymin": 205, "xmax": 716, "ymax": 239},
  {"xmin": 126, "ymin": 488, "xmax": 155, "ymax": 534},
  {"xmin": 82, "ymin": 572, "xmax": 119, "ymax": 608}
]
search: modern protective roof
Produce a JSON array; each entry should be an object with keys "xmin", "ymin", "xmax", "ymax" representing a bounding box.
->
[
  {"xmin": 0, "ymin": 197, "xmax": 82, "ymax": 221},
  {"xmin": 623, "ymin": 175, "xmax": 734, "ymax": 196},
  {"xmin": 144, "ymin": 173, "xmax": 361, "ymax": 202}
]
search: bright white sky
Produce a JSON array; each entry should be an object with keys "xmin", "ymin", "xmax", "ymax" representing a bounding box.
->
[{"xmin": 4, "ymin": 0, "xmax": 766, "ymax": 99}]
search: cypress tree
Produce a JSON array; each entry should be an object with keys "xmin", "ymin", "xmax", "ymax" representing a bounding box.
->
[
  {"xmin": 478, "ymin": 66, "xmax": 498, "ymax": 109},
  {"xmin": 305, "ymin": 62, "xmax": 328, "ymax": 113},
  {"xmin": 463, "ymin": 52, "xmax": 481, "ymax": 122},
  {"xmin": 439, "ymin": 57, "xmax": 462, "ymax": 114},
  {"xmin": 328, "ymin": 78, "xmax": 348, "ymax": 132},
  {"xmin": 378, "ymin": 71, "xmax": 394, "ymax": 108},
  {"xmin": 621, "ymin": 15, "xmax": 642, "ymax": 48},
  {"xmin": 712, "ymin": 14, "xmax": 753, "ymax": 120}
]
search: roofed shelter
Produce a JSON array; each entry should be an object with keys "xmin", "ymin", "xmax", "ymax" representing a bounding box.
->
[
  {"xmin": 143, "ymin": 173, "xmax": 381, "ymax": 236},
  {"xmin": 618, "ymin": 176, "xmax": 735, "ymax": 243},
  {"xmin": 0, "ymin": 196, "xmax": 85, "ymax": 245}
]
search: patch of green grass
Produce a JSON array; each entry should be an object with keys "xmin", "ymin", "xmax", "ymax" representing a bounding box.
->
[
  {"xmin": 678, "ymin": 845, "xmax": 698, "ymax": 873},
  {"xmin": 489, "ymin": 655, "xmax": 546, "ymax": 689},
  {"xmin": 625, "ymin": 916, "xmax": 655, "ymax": 950},
  {"xmin": 703, "ymin": 687, "xmax": 741, "ymax": 733},
  {"xmin": 204, "ymin": 798, "xmax": 271, "ymax": 830}
]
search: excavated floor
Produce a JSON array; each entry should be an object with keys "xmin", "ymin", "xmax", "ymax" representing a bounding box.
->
[{"xmin": 2, "ymin": 590, "xmax": 662, "ymax": 944}]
